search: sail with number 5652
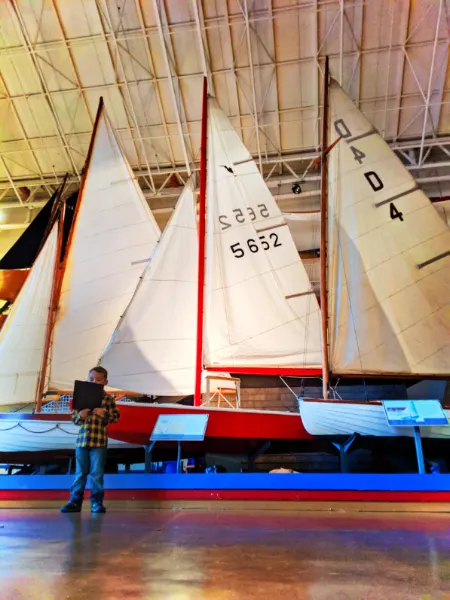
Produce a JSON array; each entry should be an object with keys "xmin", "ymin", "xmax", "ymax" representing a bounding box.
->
[{"xmin": 203, "ymin": 98, "xmax": 323, "ymax": 375}]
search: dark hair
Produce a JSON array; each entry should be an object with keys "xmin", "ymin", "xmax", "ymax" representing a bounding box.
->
[{"xmin": 89, "ymin": 366, "xmax": 108, "ymax": 380}]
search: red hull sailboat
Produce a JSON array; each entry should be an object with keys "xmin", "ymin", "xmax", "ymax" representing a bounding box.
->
[
  {"xmin": 109, "ymin": 403, "xmax": 313, "ymax": 451},
  {"xmin": 0, "ymin": 78, "xmax": 321, "ymax": 459}
]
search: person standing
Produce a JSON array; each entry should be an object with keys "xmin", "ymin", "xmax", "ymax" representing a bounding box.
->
[{"xmin": 61, "ymin": 366, "xmax": 120, "ymax": 514}]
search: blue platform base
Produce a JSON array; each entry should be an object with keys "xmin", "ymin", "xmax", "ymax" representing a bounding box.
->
[{"xmin": 1, "ymin": 473, "xmax": 450, "ymax": 493}]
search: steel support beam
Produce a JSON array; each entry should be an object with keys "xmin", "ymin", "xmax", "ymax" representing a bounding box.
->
[
  {"xmin": 241, "ymin": 0, "xmax": 263, "ymax": 171},
  {"xmin": 152, "ymin": 0, "xmax": 193, "ymax": 176},
  {"xmin": 0, "ymin": 73, "xmax": 53, "ymax": 196},
  {"xmin": 418, "ymin": 0, "xmax": 444, "ymax": 166},
  {"xmin": 7, "ymin": 1, "xmax": 81, "ymax": 177},
  {"xmin": 133, "ymin": 0, "xmax": 177, "ymax": 169},
  {"xmin": 49, "ymin": 0, "xmax": 95, "ymax": 128},
  {"xmin": 383, "ymin": 0, "xmax": 396, "ymax": 137},
  {"xmin": 191, "ymin": 0, "xmax": 215, "ymax": 97},
  {"xmin": 94, "ymin": 0, "xmax": 156, "ymax": 192}
]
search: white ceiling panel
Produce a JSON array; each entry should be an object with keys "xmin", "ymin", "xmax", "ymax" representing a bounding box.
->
[
  {"xmin": 57, "ymin": 0, "xmax": 104, "ymax": 38},
  {"xmin": 15, "ymin": 0, "xmax": 61, "ymax": 44},
  {"xmin": 51, "ymin": 91, "xmax": 93, "ymax": 134},
  {"xmin": 0, "ymin": 54, "xmax": 43, "ymax": 96},
  {"xmin": 0, "ymin": 0, "xmax": 447, "ymax": 203},
  {"xmin": 0, "ymin": 101, "xmax": 24, "ymax": 142}
]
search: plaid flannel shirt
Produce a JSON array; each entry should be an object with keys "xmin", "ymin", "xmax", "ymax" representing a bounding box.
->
[{"xmin": 72, "ymin": 393, "xmax": 120, "ymax": 448}]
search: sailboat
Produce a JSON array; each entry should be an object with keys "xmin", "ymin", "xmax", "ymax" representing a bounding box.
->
[
  {"xmin": 99, "ymin": 78, "xmax": 323, "ymax": 451},
  {"xmin": 0, "ymin": 98, "xmax": 159, "ymax": 458},
  {"xmin": 0, "ymin": 79, "xmax": 324, "ymax": 459},
  {"xmin": 0, "ymin": 222, "xmax": 139, "ymax": 459},
  {"xmin": 300, "ymin": 60, "xmax": 450, "ymax": 440}
]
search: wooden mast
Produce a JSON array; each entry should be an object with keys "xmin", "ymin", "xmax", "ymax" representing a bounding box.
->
[
  {"xmin": 194, "ymin": 77, "xmax": 208, "ymax": 407},
  {"xmin": 35, "ymin": 99, "xmax": 105, "ymax": 411},
  {"xmin": 35, "ymin": 174, "xmax": 68, "ymax": 411},
  {"xmin": 320, "ymin": 56, "xmax": 330, "ymax": 400}
]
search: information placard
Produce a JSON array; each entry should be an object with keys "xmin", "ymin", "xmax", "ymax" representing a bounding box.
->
[
  {"xmin": 383, "ymin": 400, "xmax": 448, "ymax": 427},
  {"xmin": 150, "ymin": 414, "xmax": 209, "ymax": 442}
]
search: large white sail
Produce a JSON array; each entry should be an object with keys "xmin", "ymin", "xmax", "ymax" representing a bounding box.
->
[
  {"xmin": 100, "ymin": 182, "xmax": 198, "ymax": 396},
  {"xmin": 327, "ymin": 79, "xmax": 450, "ymax": 376},
  {"xmin": 204, "ymin": 99, "xmax": 322, "ymax": 371},
  {"xmin": 0, "ymin": 224, "xmax": 58, "ymax": 405},
  {"xmin": 48, "ymin": 103, "xmax": 160, "ymax": 389},
  {"xmin": 284, "ymin": 211, "xmax": 321, "ymax": 252}
]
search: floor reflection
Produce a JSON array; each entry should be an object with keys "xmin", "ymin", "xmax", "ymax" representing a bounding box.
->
[
  {"xmin": 56, "ymin": 513, "xmax": 107, "ymax": 598},
  {"xmin": 0, "ymin": 508, "xmax": 449, "ymax": 599}
]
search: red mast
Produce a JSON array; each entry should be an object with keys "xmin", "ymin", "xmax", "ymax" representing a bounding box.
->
[{"xmin": 194, "ymin": 77, "xmax": 208, "ymax": 407}]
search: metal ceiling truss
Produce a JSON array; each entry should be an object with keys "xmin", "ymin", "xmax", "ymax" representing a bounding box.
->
[
  {"xmin": 133, "ymin": 0, "xmax": 178, "ymax": 171},
  {"xmin": 191, "ymin": 0, "xmax": 215, "ymax": 97},
  {"xmin": 94, "ymin": 0, "xmax": 157, "ymax": 192},
  {"xmin": 1, "ymin": 134, "xmax": 449, "ymax": 221},
  {"xmin": 7, "ymin": 0, "xmax": 81, "ymax": 178},
  {"xmin": 152, "ymin": 0, "xmax": 194, "ymax": 177},
  {"xmin": 0, "ymin": 0, "xmax": 449, "ymax": 228}
]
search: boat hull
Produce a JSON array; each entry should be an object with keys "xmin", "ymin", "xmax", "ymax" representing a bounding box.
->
[
  {"xmin": 0, "ymin": 414, "xmax": 138, "ymax": 462},
  {"xmin": 301, "ymin": 400, "xmax": 450, "ymax": 439},
  {"xmin": 109, "ymin": 403, "xmax": 313, "ymax": 454},
  {"xmin": 0, "ymin": 403, "xmax": 312, "ymax": 460}
]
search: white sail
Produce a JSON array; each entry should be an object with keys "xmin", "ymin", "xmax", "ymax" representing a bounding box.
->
[
  {"xmin": 100, "ymin": 182, "xmax": 198, "ymax": 396},
  {"xmin": 327, "ymin": 79, "xmax": 450, "ymax": 376},
  {"xmin": 0, "ymin": 224, "xmax": 58, "ymax": 405},
  {"xmin": 48, "ymin": 104, "xmax": 160, "ymax": 389},
  {"xmin": 303, "ymin": 257, "xmax": 320, "ymax": 296},
  {"xmin": 204, "ymin": 99, "xmax": 322, "ymax": 370},
  {"xmin": 284, "ymin": 212, "xmax": 321, "ymax": 252}
]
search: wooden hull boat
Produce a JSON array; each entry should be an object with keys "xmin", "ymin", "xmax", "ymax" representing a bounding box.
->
[{"xmin": 300, "ymin": 399, "xmax": 450, "ymax": 439}]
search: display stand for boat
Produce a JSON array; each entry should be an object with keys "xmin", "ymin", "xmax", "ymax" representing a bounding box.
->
[
  {"xmin": 383, "ymin": 400, "xmax": 449, "ymax": 474},
  {"xmin": 145, "ymin": 414, "xmax": 209, "ymax": 473},
  {"xmin": 332, "ymin": 433, "xmax": 357, "ymax": 474}
]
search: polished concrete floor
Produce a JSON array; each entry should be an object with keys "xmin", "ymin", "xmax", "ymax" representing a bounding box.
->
[{"xmin": 1, "ymin": 507, "xmax": 450, "ymax": 599}]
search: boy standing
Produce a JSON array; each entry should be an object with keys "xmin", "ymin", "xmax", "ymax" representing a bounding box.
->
[{"xmin": 61, "ymin": 366, "xmax": 120, "ymax": 514}]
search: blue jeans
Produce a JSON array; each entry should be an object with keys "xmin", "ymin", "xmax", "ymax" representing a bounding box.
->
[{"xmin": 70, "ymin": 447, "xmax": 107, "ymax": 504}]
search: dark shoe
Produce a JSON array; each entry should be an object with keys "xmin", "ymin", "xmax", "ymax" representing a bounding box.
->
[
  {"xmin": 61, "ymin": 501, "xmax": 82, "ymax": 513},
  {"xmin": 91, "ymin": 502, "xmax": 106, "ymax": 514}
]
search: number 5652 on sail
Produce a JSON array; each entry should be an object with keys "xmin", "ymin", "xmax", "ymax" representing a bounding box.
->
[{"xmin": 230, "ymin": 234, "xmax": 282, "ymax": 258}]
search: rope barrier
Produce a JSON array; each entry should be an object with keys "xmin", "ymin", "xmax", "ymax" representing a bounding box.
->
[{"xmin": 0, "ymin": 422, "xmax": 77, "ymax": 435}]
